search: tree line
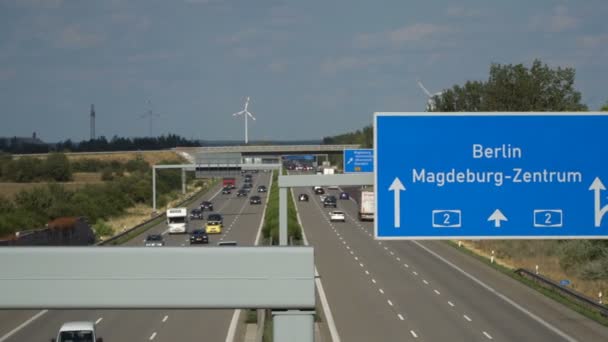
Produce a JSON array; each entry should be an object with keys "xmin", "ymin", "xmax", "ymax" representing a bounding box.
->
[{"xmin": 0, "ymin": 134, "xmax": 200, "ymax": 155}]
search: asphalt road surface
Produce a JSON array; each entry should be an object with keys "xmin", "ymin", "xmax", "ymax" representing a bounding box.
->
[
  {"xmin": 292, "ymin": 181, "xmax": 608, "ymax": 342},
  {"xmin": 0, "ymin": 171, "xmax": 271, "ymax": 342}
]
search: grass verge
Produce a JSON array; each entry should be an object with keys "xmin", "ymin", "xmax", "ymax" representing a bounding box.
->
[{"xmin": 445, "ymin": 240, "xmax": 608, "ymax": 327}]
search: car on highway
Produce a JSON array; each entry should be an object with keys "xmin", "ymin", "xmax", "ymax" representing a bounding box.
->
[
  {"xmin": 319, "ymin": 194, "xmax": 327, "ymax": 202},
  {"xmin": 236, "ymin": 189, "xmax": 248, "ymax": 197},
  {"xmin": 52, "ymin": 321, "xmax": 102, "ymax": 342},
  {"xmin": 328, "ymin": 185, "xmax": 339, "ymax": 190},
  {"xmin": 249, "ymin": 195, "xmax": 262, "ymax": 204},
  {"xmin": 314, "ymin": 186, "xmax": 325, "ymax": 195},
  {"xmin": 190, "ymin": 208, "xmax": 204, "ymax": 220},
  {"xmin": 243, "ymin": 182, "xmax": 253, "ymax": 189},
  {"xmin": 339, "ymin": 192, "xmax": 350, "ymax": 200},
  {"xmin": 257, "ymin": 185, "xmax": 267, "ymax": 193},
  {"xmin": 323, "ymin": 195, "xmax": 337, "ymax": 208},
  {"xmin": 329, "ymin": 210, "xmax": 346, "ymax": 222},
  {"xmin": 222, "ymin": 187, "xmax": 232, "ymax": 194},
  {"xmin": 189, "ymin": 229, "xmax": 209, "ymax": 244},
  {"xmin": 144, "ymin": 234, "xmax": 165, "ymax": 247},
  {"xmin": 217, "ymin": 241, "xmax": 238, "ymax": 246},
  {"xmin": 298, "ymin": 193, "xmax": 309, "ymax": 202},
  {"xmin": 208, "ymin": 213, "xmax": 223, "ymax": 224},
  {"xmin": 205, "ymin": 218, "xmax": 222, "ymax": 234},
  {"xmin": 200, "ymin": 201, "xmax": 214, "ymax": 211}
]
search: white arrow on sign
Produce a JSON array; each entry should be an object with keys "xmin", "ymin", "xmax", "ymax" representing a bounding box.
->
[
  {"xmin": 346, "ymin": 157, "xmax": 354, "ymax": 164},
  {"xmin": 488, "ymin": 209, "xmax": 507, "ymax": 228},
  {"xmin": 389, "ymin": 178, "xmax": 406, "ymax": 228},
  {"xmin": 589, "ymin": 177, "xmax": 608, "ymax": 227}
]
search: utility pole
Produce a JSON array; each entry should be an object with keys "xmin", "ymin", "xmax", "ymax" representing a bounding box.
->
[{"xmin": 90, "ymin": 104, "xmax": 96, "ymax": 140}]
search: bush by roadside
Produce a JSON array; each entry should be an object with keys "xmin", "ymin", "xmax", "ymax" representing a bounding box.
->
[{"xmin": 261, "ymin": 170, "xmax": 302, "ymax": 245}]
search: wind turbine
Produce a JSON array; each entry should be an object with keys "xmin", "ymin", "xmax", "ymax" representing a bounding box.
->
[
  {"xmin": 140, "ymin": 99, "xmax": 161, "ymax": 137},
  {"xmin": 417, "ymin": 79, "xmax": 443, "ymax": 111},
  {"xmin": 232, "ymin": 96, "xmax": 256, "ymax": 144}
]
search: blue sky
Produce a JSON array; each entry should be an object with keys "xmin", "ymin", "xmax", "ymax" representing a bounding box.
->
[{"xmin": 1, "ymin": 0, "xmax": 607, "ymax": 142}]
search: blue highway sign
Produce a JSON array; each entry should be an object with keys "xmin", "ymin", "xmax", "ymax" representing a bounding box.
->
[
  {"xmin": 374, "ymin": 113, "xmax": 608, "ymax": 239},
  {"xmin": 344, "ymin": 149, "xmax": 374, "ymax": 173}
]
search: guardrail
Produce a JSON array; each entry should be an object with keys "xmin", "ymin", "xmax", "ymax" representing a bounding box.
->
[
  {"xmin": 514, "ymin": 268, "xmax": 608, "ymax": 317},
  {"xmin": 98, "ymin": 182, "xmax": 217, "ymax": 246}
]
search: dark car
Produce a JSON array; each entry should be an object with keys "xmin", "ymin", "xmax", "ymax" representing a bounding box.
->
[
  {"xmin": 200, "ymin": 201, "xmax": 214, "ymax": 211},
  {"xmin": 298, "ymin": 193, "xmax": 309, "ymax": 202},
  {"xmin": 257, "ymin": 185, "xmax": 267, "ymax": 193},
  {"xmin": 222, "ymin": 187, "xmax": 232, "ymax": 194},
  {"xmin": 207, "ymin": 213, "xmax": 223, "ymax": 225},
  {"xmin": 189, "ymin": 229, "xmax": 209, "ymax": 244},
  {"xmin": 243, "ymin": 182, "xmax": 252, "ymax": 189},
  {"xmin": 249, "ymin": 195, "xmax": 262, "ymax": 204},
  {"xmin": 339, "ymin": 192, "xmax": 350, "ymax": 200},
  {"xmin": 145, "ymin": 234, "xmax": 164, "ymax": 247},
  {"xmin": 190, "ymin": 208, "xmax": 204, "ymax": 219},
  {"xmin": 314, "ymin": 187, "xmax": 325, "ymax": 195},
  {"xmin": 323, "ymin": 195, "xmax": 337, "ymax": 208},
  {"xmin": 244, "ymin": 174, "xmax": 253, "ymax": 179},
  {"xmin": 236, "ymin": 189, "xmax": 248, "ymax": 197}
]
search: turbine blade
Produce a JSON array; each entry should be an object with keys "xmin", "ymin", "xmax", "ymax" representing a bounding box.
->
[
  {"xmin": 247, "ymin": 112, "xmax": 256, "ymax": 120},
  {"xmin": 232, "ymin": 111, "xmax": 244, "ymax": 116}
]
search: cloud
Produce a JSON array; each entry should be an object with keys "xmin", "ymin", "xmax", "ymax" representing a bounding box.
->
[
  {"xmin": 269, "ymin": 5, "xmax": 300, "ymax": 26},
  {"xmin": 268, "ymin": 61, "xmax": 287, "ymax": 73},
  {"xmin": 0, "ymin": 0, "xmax": 63, "ymax": 8},
  {"xmin": 0, "ymin": 68, "xmax": 17, "ymax": 81},
  {"xmin": 320, "ymin": 55, "xmax": 398, "ymax": 74},
  {"xmin": 577, "ymin": 34, "xmax": 608, "ymax": 49},
  {"xmin": 530, "ymin": 5, "xmax": 579, "ymax": 33},
  {"xmin": 56, "ymin": 25, "xmax": 106, "ymax": 48},
  {"xmin": 354, "ymin": 23, "xmax": 451, "ymax": 49},
  {"xmin": 446, "ymin": 6, "xmax": 484, "ymax": 17}
]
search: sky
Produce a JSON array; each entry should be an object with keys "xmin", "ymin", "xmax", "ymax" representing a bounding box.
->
[{"xmin": 0, "ymin": 0, "xmax": 607, "ymax": 143}]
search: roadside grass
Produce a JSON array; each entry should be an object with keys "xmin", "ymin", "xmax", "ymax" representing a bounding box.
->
[
  {"xmin": 20, "ymin": 150, "xmax": 183, "ymax": 165},
  {"xmin": 446, "ymin": 240, "xmax": 608, "ymax": 327}
]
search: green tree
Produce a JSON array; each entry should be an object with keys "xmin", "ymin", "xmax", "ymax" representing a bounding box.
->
[
  {"xmin": 432, "ymin": 59, "xmax": 588, "ymax": 112},
  {"xmin": 601, "ymin": 101, "xmax": 608, "ymax": 111},
  {"xmin": 45, "ymin": 152, "xmax": 72, "ymax": 181}
]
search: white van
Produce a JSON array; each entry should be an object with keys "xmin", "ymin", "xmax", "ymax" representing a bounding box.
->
[
  {"xmin": 167, "ymin": 207, "xmax": 188, "ymax": 234},
  {"xmin": 52, "ymin": 321, "xmax": 102, "ymax": 342}
]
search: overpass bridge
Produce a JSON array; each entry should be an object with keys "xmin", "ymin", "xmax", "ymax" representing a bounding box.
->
[{"xmin": 174, "ymin": 144, "xmax": 360, "ymax": 157}]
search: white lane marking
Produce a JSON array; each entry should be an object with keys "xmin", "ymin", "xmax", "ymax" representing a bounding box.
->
[
  {"xmin": 412, "ymin": 271, "xmax": 418, "ymax": 276},
  {"xmin": 463, "ymin": 314, "xmax": 472, "ymax": 322},
  {"xmin": 434, "ymin": 289, "xmax": 441, "ymax": 295},
  {"xmin": 345, "ymin": 245, "xmax": 350, "ymax": 249},
  {"xmin": 384, "ymin": 246, "xmax": 388, "ymax": 250},
  {"xmin": 149, "ymin": 332, "xmax": 157, "ymax": 340},
  {"xmin": 390, "ymin": 251, "xmax": 394, "ymax": 255},
  {"xmin": 359, "ymin": 263, "xmax": 364, "ymax": 268},
  {"xmin": 448, "ymin": 301, "xmax": 455, "ymax": 307},
  {"xmin": 291, "ymin": 185, "xmax": 341, "ymax": 342},
  {"xmin": 404, "ymin": 263, "xmax": 409, "ymax": 268},
  {"xmin": 387, "ymin": 299, "xmax": 393, "ymax": 306},
  {"xmin": 396, "ymin": 257, "xmax": 401, "ymax": 261},
  {"xmin": 398, "ymin": 314, "xmax": 405, "ymax": 320},
  {"xmin": 162, "ymin": 315, "xmax": 168, "ymax": 323},
  {"xmin": 226, "ymin": 173, "xmax": 271, "ymax": 342},
  {"xmin": 410, "ymin": 330, "xmax": 418, "ymax": 338},
  {"xmin": 350, "ymin": 251, "xmax": 354, "ymax": 255},
  {"xmin": 372, "ymin": 278, "xmax": 377, "ymax": 284},
  {"xmin": 365, "ymin": 270, "xmax": 370, "ymax": 275},
  {"xmin": 0, "ymin": 310, "xmax": 48, "ymax": 342},
  {"xmin": 483, "ymin": 331, "xmax": 493, "ymax": 340},
  {"xmin": 379, "ymin": 288, "xmax": 384, "ymax": 294},
  {"xmin": 354, "ymin": 256, "xmax": 359, "ymax": 261},
  {"xmin": 95, "ymin": 317, "xmax": 103, "ymax": 325},
  {"xmin": 423, "ymin": 279, "xmax": 429, "ymax": 285},
  {"xmin": 412, "ymin": 241, "xmax": 578, "ymax": 342},
  {"xmin": 180, "ymin": 243, "xmax": 185, "ymax": 246}
]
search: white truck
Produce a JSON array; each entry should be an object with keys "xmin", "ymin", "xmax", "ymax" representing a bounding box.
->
[
  {"xmin": 52, "ymin": 321, "xmax": 103, "ymax": 342},
  {"xmin": 323, "ymin": 167, "xmax": 335, "ymax": 175},
  {"xmin": 167, "ymin": 207, "xmax": 188, "ymax": 234},
  {"xmin": 359, "ymin": 191, "xmax": 375, "ymax": 221}
]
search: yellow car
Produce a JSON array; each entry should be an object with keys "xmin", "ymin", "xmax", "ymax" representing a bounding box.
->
[{"xmin": 205, "ymin": 221, "xmax": 222, "ymax": 234}]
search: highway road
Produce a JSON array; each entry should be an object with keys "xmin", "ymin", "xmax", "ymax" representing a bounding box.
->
[
  {"xmin": 292, "ymin": 181, "xmax": 608, "ymax": 341},
  {"xmin": 0, "ymin": 171, "xmax": 272, "ymax": 342}
]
